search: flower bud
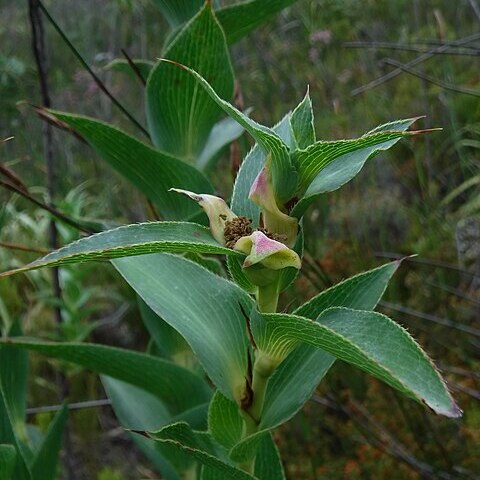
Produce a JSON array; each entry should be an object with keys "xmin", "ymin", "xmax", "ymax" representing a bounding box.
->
[
  {"xmin": 249, "ymin": 155, "xmax": 298, "ymax": 247},
  {"xmin": 169, "ymin": 189, "xmax": 236, "ymax": 245},
  {"xmin": 234, "ymin": 231, "xmax": 301, "ymax": 270}
]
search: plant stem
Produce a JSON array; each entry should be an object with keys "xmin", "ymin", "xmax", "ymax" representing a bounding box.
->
[
  {"xmin": 28, "ymin": 2, "xmax": 75, "ymax": 478},
  {"xmin": 256, "ymin": 281, "xmax": 279, "ymax": 313},
  {"xmin": 239, "ymin": 352, "xmax": 278, "ymax": 473}
]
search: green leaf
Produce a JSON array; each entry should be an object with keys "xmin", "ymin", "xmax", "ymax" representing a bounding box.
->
[
  {"xmin": 151, "ymin": 0, "xmax": 204, "ymax": 28},
  {"xmin": 30, "ymin": 405, "xmax": 67, "ymax": 480},
  {"xmin": 226, "ymin": 256, "xmax": 256, "ymax": 294},
  {"xmin": 0, "ymin": 445, "xmax": 16, "ymax": 480},
  {"xmin": 0, "ymin": 322, "xmax": 27, "ymax": 431},
  {"xmin": 295, "ymin": 129, "xmax": 414, "ymax": 196},
  {"xmin": 289, "ymin": 89, "xmax": 315, "ymax": 150},
  {"xmin": 0, "ymin": 222, "xmax": 239, "ymax": 278},
  {"xmin": 148, "ymin": 422, "xmax": 257, "ymax": 479},
  {"xmin": 160, "ymin": 60, "xmax": 296, "ymax": 203},
  {"xmin": 105, "ymin": 58, "xmax": 154, "ymax": 83},
  {"xmin": 295, "ymin": 260, "xmax": 401, "ymax": 318},
  {"xmin": 146, "ymin": 3, "xmax": 234, "ymax": 160},
  {"xmin": 138, "ymin": 298, "xmax": 191, "ymax": 362},
  {"xmin": 253, "ymin": 434, "xmax": 285, "ymax": 480},
  {"xmin": 208, "ymin": 391, "xmax": 243, "ymax": 450},
  {"xmin": 50, "ymin": 111, "xmax": 213, "ymax": 220},
  {"xmin": 292, "ymin": 118, "xmax": 418, "ymax": 217},
  {"xmin": 197, "ymin": 115, "xmax": 247, "ymax": 172},
  {"xmin": 261, "ymin": 261, "xmax": 400, "ymax": 429},
  {"xmin": 231, "ymin": 112, "xmax": 293, "ymax": 228},
  {"xmin": 114, "ymin": 253, "xmax": 253, "ymax": 404},
  {"xmin": 1, "ymin": 338, "xmax": 210, "ymax": 416},
  {"xmin": 253, "ymin": 308, "xmax": 461, "ymax": 418},
  {"xmin": 102, "ymin": 376, "xmax": 171, "ymax": 431},
  {"xmin": 0, "ymin": 391, "xmax": 31, "ymax": 480},
  {"xmin": 103, "ymin": 376, "xmax": 208, "ymax": 479},
  {"xmin": 0, "ymin": 324, "xmax": 30, "ymax": 480},
  {"xmin": 229, "ymin": 431, "xmax": 266, "ymax": 463},
  {"xmin": 217, "ymin": 0, "xmax": 298, "ymax": 45}
]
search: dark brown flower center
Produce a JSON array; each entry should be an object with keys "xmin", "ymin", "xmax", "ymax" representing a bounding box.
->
[
  {"xmin": 224, "ymin": 216, "xmax": 288, "ymax": 248},
  {"xmin": 224, "ymin": 216, "xmax": 253, "ymax": 248}
]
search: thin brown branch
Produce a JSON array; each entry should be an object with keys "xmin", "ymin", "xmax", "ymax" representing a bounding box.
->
[
  {"xmin": 344, "ymin": 41, "xmax": 480, "ymax": 56},
  {"xmin": 373, "ymin": 251, "xmax": 478, "ymax": 277},
  {"xmin": 379, "ymin": 300, "xmax": 480, "ymax": 337},
  {"xmin": 38, "ymin": 1, "xmax": 149, "ymax": 138},
  {"xmin": 351, "ymin": 32, "xmax": 480, "ymax": 95},
  {"xmin": 383, "ymin": 58, "xmax": 480, "ymax": 97},
  {"xmin": 121, "ymin": 48, "xmax": 147, "ymax": 86},
  {"xmin": 0, "ymin": 180, "xmax": 94, "ymax": 235},
  {"xmin": 0, "ymin": 163, "xmax": 30, "ymax": 193},
  {"xmin": 33, "ymin": 105, "xmax": 87, "ymax": 143},
  {"xmin": 0, "ymin": 241, "xmax": 49, "ymax": 254},
  {"xmin": 26, "ymin": 398, "xmax": 112, "ymax": 415},
  {"xmin": 28, "ymin": 1, "xmax": 75, "ymax": 477}
]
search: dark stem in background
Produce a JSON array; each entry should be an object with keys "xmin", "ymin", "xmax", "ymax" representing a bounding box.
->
[
  {"xmin": 0, "ymin": 180, "xmax": 94, "ymax": 234},
  {"xmin": 350, "ymin": 32, "xmax": 480, "ymax": 96},
  {"xmin": 38, "ymin": 0, "xmax": 149, "ymax": 138},
  {"xmin": 27, "ymin": 1, "xmax": 76, "ymax": 478},
  {"xmin": 413, "ymin": 0, "xmax": 432, "ymax": 188},
  {"xmin": 121, "ymin": 48, "xmax": 147, "ymax": 86}
]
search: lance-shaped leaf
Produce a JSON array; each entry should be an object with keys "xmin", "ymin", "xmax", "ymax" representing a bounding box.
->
[
  {"xmin": 146, "ymin": 3, "xmax": 234, "ymax": 160},
  {"xmin": 151, "ymin": 0, "xmax": 204, "ymax": 28},
  {"xmin": 0, "ymin": 338, "xmax": 210, "ymax": 415},
  {"xmin": 159, "ymin": 59, "xmax": 297, "ymax": 203},
  {"xmin": 252, "ymin": 308, "xmax": 461, "ymax": 418},
  {"xmin": 146, "ymin": 422, "xmax": 257, "ymax": 479},
  {"xmin": 152, "ymin": 0, "xmax": 298, "ymax": 46},
  {"xmin": 217, "ymin": 0, "xmax": 299, "ymax": 45},
  {"xmin": 260, "ymin": 261, "xmax": 400, "ymax": 429},
  {"xmin": 253, "ymin": 434, "xmax": 285, "ymax": 480},
  {"xmin": 0, "ymin": 323, "xmax": 30, "ymax": 480},
  {"xmin": 234, "ymin": 231, "xmax": 301, "ymax": 270},
  {"xmin": 30, "ymin": 405, "xmax": 68, "ymax": 480},
  {"xmin": 0, "ymin": 444, "xmax": 16, "ymax": 480},
  {"xmin": 139, "ymin": 299, "xmax": 192, "ymax": 364},
  {"xmin": 49, "ymin": 111, "xmax": 213, "ymax": 220},
  {"xmin": 114, "ymin": 253, "xmax": 254, "ymax": 404},
  {"xmin": 102, "ymin": 376, "xmax": 209, "ymax": 479},
  {"xmin": 0, "ymin": 391, "xmax": 30, "ymax": 480},
  {"xmin": 294, "ymin": 127, "xmax": 420, "ymax": 197},
  {"xmin": 292, "ymin": 118, "xmax": 420, "ymax": 217},
  {"xmin": 289, "ymin": 88, "xmax": 315, "ymax": 150},
  {"xmin": 197, "ymin": 115, "xmax": 248, "ymax": 172},
  {"xmin": 208, "ymin": 391, "xmax": 244, "ymax": 451},
  {"xmin": 0, "ymin": 222, "xmax": 240, "ymax": 278}
]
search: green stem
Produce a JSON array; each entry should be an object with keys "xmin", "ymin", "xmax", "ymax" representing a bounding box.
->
[
  {"xmin": 239, "ymin": 278, "xmax": 280, "ymax": 473},
  {"xmin": 239, "ymin": 352, "xmax": 278, "ymax": 473},
  {"xmin": 256, "ymin": 281, "xmax": 279, "ymax": 313}
]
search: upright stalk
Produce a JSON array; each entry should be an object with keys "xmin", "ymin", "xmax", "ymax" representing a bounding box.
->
[
  {"xmin": 256, "ymin": 279, "xmax": 280, "ymax": 313},
  {"xmin": 240, "ymin": 281, "xmax": 281, "ymax": 473},
  {"xmin": 28, "ymin": 2, "xmax": 75, "ymax": 478}
]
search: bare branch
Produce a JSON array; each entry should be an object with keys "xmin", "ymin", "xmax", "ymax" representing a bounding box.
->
[{"xmin": 351, "ymin": 32, "xmax": 480, "ymax": 95}]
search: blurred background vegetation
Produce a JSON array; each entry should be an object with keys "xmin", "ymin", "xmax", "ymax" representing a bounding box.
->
[{"xmin": 0, "ymin": 0, "xmax": 479, "ymax": 478}]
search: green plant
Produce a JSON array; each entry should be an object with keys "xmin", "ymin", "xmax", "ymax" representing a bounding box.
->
[{"xmin": 1, "ymin": 57, "xmax": 461, "ymax": 477}]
